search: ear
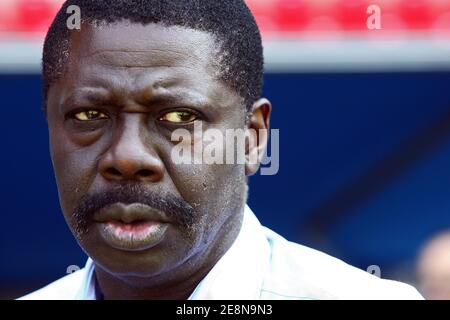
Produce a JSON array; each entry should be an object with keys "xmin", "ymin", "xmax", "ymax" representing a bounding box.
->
[{"xmin": 245, "ymin": 98, "xmax": 272, "ymax": 176}]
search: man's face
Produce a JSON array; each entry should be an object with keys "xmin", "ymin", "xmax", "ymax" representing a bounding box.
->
[
  {"xmin": 46, "ymin": 22, "xmax": 250, "ymax": 278},
  {"xmin": 417, "ymin": 236, "xmax": 450, "ymax": 300}
]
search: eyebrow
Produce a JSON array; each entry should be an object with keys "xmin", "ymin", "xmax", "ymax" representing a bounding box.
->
[
  {"xmin": 61, "ymin": 87, "xmax": 212, "ymax": 111},
  {"xmin": 60, "ymin": 88, "xmax": 111, "ymax": 111},
  {"xmin": 135, "ymin": 89, "xmax": 212, "ymax": 109}
]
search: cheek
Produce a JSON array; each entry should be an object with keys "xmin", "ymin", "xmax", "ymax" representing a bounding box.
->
[
  {"xmin": 161, "ymin": 121, "xmax": 247, "ymax": 232},
  {"xmin": 168, "ymin": 161, "xmax": 246, "ymax": 228},
  {"xmin": 161, "ymin": 125, "xmax": 245, "ymax": 205},
  {"xmin": 49, "ymin": 127, "xmax": 101, "ymax": 215}
]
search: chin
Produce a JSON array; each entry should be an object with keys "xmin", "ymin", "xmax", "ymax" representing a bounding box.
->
[{"xmin": 80, "ymin": 229, "xmax": 194, "ymax": 278}]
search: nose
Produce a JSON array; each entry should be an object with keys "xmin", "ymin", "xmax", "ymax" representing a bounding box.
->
[{"xmin": 98, "ymin": 117, "xmax": 164, "ymax": 183}]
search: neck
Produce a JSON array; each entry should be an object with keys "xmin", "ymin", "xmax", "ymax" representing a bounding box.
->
[{"xmin": 94, "ymin": 210, "xmax": 244, "ymax": 300}]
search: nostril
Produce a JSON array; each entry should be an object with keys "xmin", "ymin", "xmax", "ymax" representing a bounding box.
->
[
  {"xmin": 137, "ymin": 169, "xmax": 153, "ymax": 177},
  {"xmin": 105, "ymin": 167, "xmax": 122, "ymax": 177}
]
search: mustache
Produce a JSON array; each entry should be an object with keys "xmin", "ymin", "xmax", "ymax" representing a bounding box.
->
[{"xmin": 72, "ymin": 183, "xmax": 196, "ymax": 235}]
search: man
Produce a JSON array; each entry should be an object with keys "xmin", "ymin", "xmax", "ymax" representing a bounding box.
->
[
  {"xmin": 417, "ymin": 231, "xmax": 450, "ymax": 300},
  {"xmin": 21, "ymin": 0, "xmax": 422, "ymax": 300}
]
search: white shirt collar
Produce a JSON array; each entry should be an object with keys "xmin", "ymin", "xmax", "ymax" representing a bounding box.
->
[{"xmin": 188, "ymin": 205, "xmax": 271, "ymax": 299}]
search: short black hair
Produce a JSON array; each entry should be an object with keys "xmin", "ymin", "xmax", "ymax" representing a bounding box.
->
[{"xmin": 43, "ymin": 0, "xmax": 264, "ymax": 115}]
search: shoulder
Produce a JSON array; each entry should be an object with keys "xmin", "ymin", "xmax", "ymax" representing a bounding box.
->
[
  {"xmin": 260, "ymin": 227, "xmax": 423, "ymax": 300},
  {"xmin": 18, "ymin": 267, "xmax": 90, "ymax": 300}
]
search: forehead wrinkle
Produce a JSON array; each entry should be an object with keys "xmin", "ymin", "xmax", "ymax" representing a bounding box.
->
[
  {"xmin": 66, "ymin": 24, "xmax": 225, "ymax": 93},
  {"xmin": 82, "ymin": 48, "xmax": 203, "ymax": 61},
  {"xmin": 78, "ymin": 22, "xmax": 217, "ymax": 59},
  {"xmin": 78, "ymin": 49, "xmax": 206, "ymax": 71}
]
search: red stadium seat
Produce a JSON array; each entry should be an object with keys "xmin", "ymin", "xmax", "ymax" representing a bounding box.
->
[
  {"xmin": 0, "ymin": 1, "xmax": 18, "ymax": 33},
  {"xmin": 15, "ymin": 0, "xmax": 56, "ymax": 33},
  {"xmin": 398, "ymin": 0, "xmax": 434, "ymax": 30},
  {"xmin": 335, "ymin": 0, "xmax": 369, "ymax": 31},
  {"xmin": 245, "ymin": 0, "xmax": 278, "ymax": 35},
  {"xmin": 274, "ymin": 0, "xmax": 310, "ymax": 32}
]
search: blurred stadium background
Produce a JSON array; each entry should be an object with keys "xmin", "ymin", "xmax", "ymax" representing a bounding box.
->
[{"xmin": 1, "ymin": 0, "xmax": 450, "ymax": 299}]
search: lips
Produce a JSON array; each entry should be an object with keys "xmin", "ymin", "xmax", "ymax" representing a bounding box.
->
[
  {"xmin": 94, "ymin": 202, "xmax": 171, "ymax": 224},
  {"xmin": 93, "ymin": 203, "xmax": 170, "ymax": 252}
]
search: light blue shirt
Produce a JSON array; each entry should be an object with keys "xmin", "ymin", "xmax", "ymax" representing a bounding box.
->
[{"xmin": 20, "ymin": 205, "xmax": 423, "ymax": 300}]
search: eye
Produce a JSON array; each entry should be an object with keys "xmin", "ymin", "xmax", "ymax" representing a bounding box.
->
[
  {"xmin": 72, "ymin": 110, "xmax": 109, "ymax": 121},
  {"xmin": 159, "ymin": 111, "xmax": 198, "ymax": 123}
]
